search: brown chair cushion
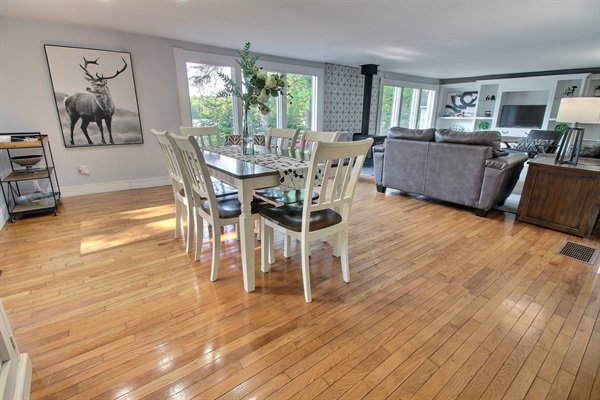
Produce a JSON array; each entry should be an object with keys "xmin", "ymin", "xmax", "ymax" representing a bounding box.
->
[
  {"xmin": 254, "ymin": 188, "xmax": 319, "ymax": 205},
  {"xmin": 181, "ymin": 182, "xmax": 236, "ymax": 199},
  {"xmin": 212, "ymin": 181, "xmax": 237, "ymax": 197},
  {"xmin": 201, "ymin": 195, "xmax": 272, "ymax": 219},
  {"xmin": 260, "ymin": 203, "xmax": 342, "ymax": 232}
]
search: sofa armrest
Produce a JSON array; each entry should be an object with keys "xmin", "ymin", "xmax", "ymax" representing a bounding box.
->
[
  {"xmin": 373, "ymin": 144, "xmax": 385, "ymax": 153},
  {"xmin": 485, "ymin": 153, "xmax": 529, "ymax": 170},
  {"xmin": 373, "ymin": 145, "xmax": 385, "ymax": 190},
  {"xmin": 479, "ymin": 153, "xmax": 528, "ymax": 212}
]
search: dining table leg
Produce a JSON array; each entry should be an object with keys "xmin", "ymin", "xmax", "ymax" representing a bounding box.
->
[{"xmin": 238, "ymin": 183, "xmax": 256, "ymax": 292}]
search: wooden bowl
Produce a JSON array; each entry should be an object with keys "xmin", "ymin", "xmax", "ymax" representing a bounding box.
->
[{"xmin": 10, "ymin": 155, "xmax": 43, "ymax": 166}]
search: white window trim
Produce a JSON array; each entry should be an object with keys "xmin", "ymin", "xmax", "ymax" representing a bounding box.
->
[
  {"xmin": 376, "ymin": 78, "xmax": 439, "ymax": 133},
  {"xmin": 174, "ymin": 47, "xmax": 324, "ymax": 132}
]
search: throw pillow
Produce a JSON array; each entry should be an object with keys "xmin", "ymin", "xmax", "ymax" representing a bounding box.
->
[
  {"xmin": 515, "ymin": 138, "xmax": 553, "ymax": 153},
  {"xmin": 579, "ymin": 143, "xmax": 600, "ymax": 158},
  {"xmin": 225, "ymin": 134, "xmax": 266, "ymax": 146}
]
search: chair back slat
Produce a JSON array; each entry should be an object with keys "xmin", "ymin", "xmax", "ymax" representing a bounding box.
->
[
  {"xmin": 301, "ymin": 139, "xmax": 373, "ymax": 232},
  {"xmin": 168, "ymin": 133, "xmax": 218, "ymax": 215},
  {"xmin": 265, "ymin": 128, "xmax": 300, "ymax": 151},
  {"xmin": 152, "ymin": 129, "xmax": 184, "ymax": 187},
  {"xmin": 180, "ymin": 126, "xmax": 221, "ymax": 147}
]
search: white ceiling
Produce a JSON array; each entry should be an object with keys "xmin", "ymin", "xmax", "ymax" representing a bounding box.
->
[{"xmin": 1, "ymin": 0, "xmax": 598, "ymax": 79}]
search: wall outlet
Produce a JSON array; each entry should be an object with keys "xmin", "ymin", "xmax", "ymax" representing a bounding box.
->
[{"xmin": 79, "ymin": 166, "xmax": 90, "ymax": 175}]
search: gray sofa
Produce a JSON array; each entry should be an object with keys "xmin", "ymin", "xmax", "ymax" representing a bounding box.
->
[{"xmin": 373, "ymin": 127, "xmax": 528, "ymax": 216}]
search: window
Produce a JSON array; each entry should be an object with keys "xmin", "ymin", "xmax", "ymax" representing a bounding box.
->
[
  {"xmin": 186, "ymin": 62, "xmax": 234, "ymax": 138},
  {"xmin": 286, "ymin": 73, "xmax": 316, "ymax": 130},
  {"xmin": 378, "ymin": 82, "xmax": 436, "ymax": 135},
  {"xmin": 174, "ymin": 48, "xmax": 324, "ymax": 136}
]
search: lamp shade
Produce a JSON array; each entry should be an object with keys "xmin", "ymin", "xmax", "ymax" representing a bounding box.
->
[{"xmin": 556, "ymin": 97, "xmax": 600, "ymax": 124}]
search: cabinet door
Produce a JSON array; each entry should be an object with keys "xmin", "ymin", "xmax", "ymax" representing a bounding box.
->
[
  {"xmin": 0, "ymin": 303, "xmax": 20, "ymax": 400},
  {"xmin": 518, "ymin": 164, "xmax": 600, "ymax": 237}
]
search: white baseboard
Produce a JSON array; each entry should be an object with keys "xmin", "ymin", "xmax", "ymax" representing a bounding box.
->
[
  {"xmin": 61, "ymin": 177, "xmax": 170, "ymax": 197},
  {"xmin": 0, "ymin": 177, "xmax": 170, "ymax": 228}
]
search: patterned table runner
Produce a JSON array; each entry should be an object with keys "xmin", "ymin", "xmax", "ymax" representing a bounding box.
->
[{"xmin": 204, "ymin": 146, "xmax": 323, "ymax": 191}]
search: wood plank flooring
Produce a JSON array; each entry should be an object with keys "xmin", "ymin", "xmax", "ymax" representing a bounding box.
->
[{"xmin": 0, "ymin": 175, "xmax": 599, "ymax": 399}]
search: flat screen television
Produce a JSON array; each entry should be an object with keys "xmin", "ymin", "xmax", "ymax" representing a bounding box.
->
[{"xmin": 498, "ymin": 105, "xmax": 546, "ymax": 128}]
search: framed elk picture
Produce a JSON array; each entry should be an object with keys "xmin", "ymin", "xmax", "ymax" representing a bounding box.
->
[{"xmin": 44, "ymin": 45, "xmax": 143, "ymax": 147}]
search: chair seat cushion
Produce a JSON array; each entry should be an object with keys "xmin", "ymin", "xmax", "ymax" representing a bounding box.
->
[
  {"xmin": 200, "ymin": 195, "xmax": 272, "ymax": 219},
  {"xmin": 180, "ymin": 182, "xmax": 236, "ymax": 199},
  {"xmin": 254, "ymin": 188, "xmax": 319, "ymax": 205},
  {"xmin": 212, "ymin": 180, "xmax": 237, "ymax": 197},
  {"xmin": 260, "ymin": 203, "xmax": 342, "ymax": 232}
]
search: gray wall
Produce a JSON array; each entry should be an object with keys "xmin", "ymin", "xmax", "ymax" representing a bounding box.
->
[
  {"xmin": 0, "ymin": 15, "xmax": 431, "ymax": 226},
  {"xmin": 0, "ymin": 16, "xmax": 328, "ymax": 198},
  {"xmin": 1, "ymin": 16, "xmax": 184, "ymax": 197}
]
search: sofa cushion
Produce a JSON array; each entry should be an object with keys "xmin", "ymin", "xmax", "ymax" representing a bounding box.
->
[
  {"xmin": 388, "ymin": 127, "xmax": 435, "ymax": 141},
  {"xmin": 424, "ymin": 142, "xmax": 488, "ymax": 207},
  {"xmin": 514, "ymin": 138, "xmax": 553, "ymax": 153},
  {"xmin": 382, "ymin": 139, "xmax": 429, "ymax": 194},
  {"xmin": 435, "ymin": 130, "xmax": 502, "ymax": 157}
]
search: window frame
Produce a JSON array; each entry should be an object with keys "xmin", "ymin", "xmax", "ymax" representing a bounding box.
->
[
  {"xmin": 376, "ymin": 78, "xmax": 438, "ymax": 134},
  {"xmin": 174, "ymin": 47, "xmax": 324, "ymax": 133}
]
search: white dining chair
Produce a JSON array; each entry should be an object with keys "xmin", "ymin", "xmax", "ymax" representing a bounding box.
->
[
  {"xmin": 256, "ymin": 130, "xmax": 340, "ymax": 205},
  {"xmin": 260, "ymin": 138, "xmax": 373, "ymax": 302},
  {"xmin": 180, "ymin": 126, "xmax": 221, "ymax": 147},
  {"xmin": 265, "ymin": 128, "xmax": 300, "ymax": 151},
  {"xmin": 180, "ymin": 125, "xmax": 237, "ymax": 196},
  {"xmin": 151, "ymin": 129, "xmax": 195, "ymax": 253},
  {"xmin": 167, "ymin": 132, "xmax": 272, "ymax": 280},
  {"xmin": 255, "ymin": 130, "xmax": 340, "ymax": 256}
]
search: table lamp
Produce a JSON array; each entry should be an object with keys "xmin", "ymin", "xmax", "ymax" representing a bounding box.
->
[{"xmin": 554, "ymin": 97, "xmax": 600, "ymax": 165}]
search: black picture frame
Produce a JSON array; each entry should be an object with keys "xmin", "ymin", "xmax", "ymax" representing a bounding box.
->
[{"xmin": 44, "ymin": 45, "xmax": 143, "ymax": 148}]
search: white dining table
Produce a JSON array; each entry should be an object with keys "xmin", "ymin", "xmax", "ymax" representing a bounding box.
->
[{"xmin": 201, "ymin": 145, "xmax": 310, "ymax": 292}]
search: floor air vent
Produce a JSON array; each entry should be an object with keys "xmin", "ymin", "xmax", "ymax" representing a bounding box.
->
[{"xmin": 556, "ymin": 240, "xmax": 599, "ymax": 265}]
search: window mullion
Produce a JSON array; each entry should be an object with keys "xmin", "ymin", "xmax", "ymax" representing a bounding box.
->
[
  {"xmin": 233, "ymin": 66, "xmax": 243, "ymax": 135},
  {"xmin": 278, "ymin": 74, "xmax": 287, "ymax": 128},
  {"xmin": 410, "ymin": 89, "xmax": 421, "ymax": 128},
  {"xmin": 392, "ymin": 87, "xmax": 402, "ymax": 126},
  {"xmin": 311, "ymin": 78, "xmax": 318, "ymax": 130}
]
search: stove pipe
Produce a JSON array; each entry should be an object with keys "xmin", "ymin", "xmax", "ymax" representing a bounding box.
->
[{"xmin": 360, "ymin": 64, "xmax": 379, "ymax": 135}]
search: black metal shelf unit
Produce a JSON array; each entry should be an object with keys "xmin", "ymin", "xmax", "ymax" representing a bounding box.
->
[{"xmin": 0, "ymin": 132, "xmax": 61, "ymax": 222}]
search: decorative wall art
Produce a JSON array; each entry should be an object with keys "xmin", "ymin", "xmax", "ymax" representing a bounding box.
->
[
  {"xmin": 445, "ymin": 91, "xmax": 478, "ymax": 117},
  {"xmin": 44, "ymin": 45, "xmax": 143, "ymax": 148}
]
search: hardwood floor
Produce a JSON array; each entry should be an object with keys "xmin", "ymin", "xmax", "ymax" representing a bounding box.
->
[{"xmin": 1, "ymin": 176, "xmax": 599, "ymax": 399}]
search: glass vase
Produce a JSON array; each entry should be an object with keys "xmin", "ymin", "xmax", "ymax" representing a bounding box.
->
[{"xmin": 241, "ymin": 107, "xmax": 254, "ymax": 156}]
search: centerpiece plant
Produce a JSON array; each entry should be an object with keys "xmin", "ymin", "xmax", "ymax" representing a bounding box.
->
[{"xmin": 217, "ymin": 42, "xmax": 288, "ymax": 154}]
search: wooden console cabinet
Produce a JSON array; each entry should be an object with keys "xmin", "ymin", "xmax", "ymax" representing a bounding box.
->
[
  {"xmin": 517, "ymin": 155, "xmax": 600, "ymax": 238},
  {"xmin": 0, "ymin": 301, "xmax": 32, "ymax": 400}
]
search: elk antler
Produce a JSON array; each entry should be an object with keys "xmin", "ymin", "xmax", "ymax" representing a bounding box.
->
[
  {"xmin": 96, "ymin": 57, "xmax": 128, "ymax": 80},
  {"xmin": 79, "ymin": 56, "xmax": 128, "ymax": 82},
  {"xmin": 80, "ymin": 57, "xmax": 100, "ymax": 81}
]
